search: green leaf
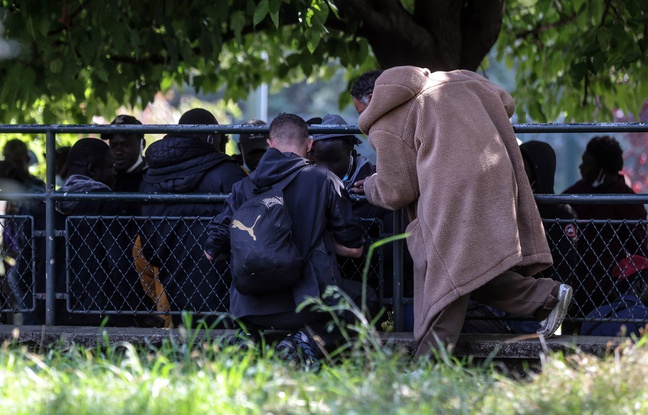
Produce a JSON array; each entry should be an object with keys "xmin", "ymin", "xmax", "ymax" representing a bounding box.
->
[
  {"xmin": 253, "ymin": 0, "xmax": 270, "ymax": 26},
  {"xmin": 26, "ymin": 16, "xmax": 36, "ymax": 39},
  {"xmin": 79, "ymin": 39, "xmax": 95, "ymax": 65},
  {"xmin": 95, "ymin": 64, "xmax": 109, "ymax": 83},
  {"xmin": 39, "ymin": 18, "xmax": 51, "ymax": 37},
  {"xmin": 130, "ymin": 30, "xmax": 141, "ymax": 51},
  {"xmin": 268, "ymin": 0, "xmax": 281, "ymax": 27},
  {"xmin": 49, "ymin": 58, "xmax": 63, "ymax": 74},
  {"xmin": 230, "ymin": 10, "xmax": 246, "ymax": 40}
]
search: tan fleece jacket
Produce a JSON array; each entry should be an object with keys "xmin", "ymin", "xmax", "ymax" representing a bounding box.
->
[{"xmin": 359, "ymin": 66, "xmax": 552, "ymax": 341}]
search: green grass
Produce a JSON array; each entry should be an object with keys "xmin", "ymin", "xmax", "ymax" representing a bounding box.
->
[
  {"xmin": 1, "ymin": 233, "xmax": 644, "ymax": 414},
  {"xmin": 1, "ymin": 325, "xmax": 648, "ymax": 414}
]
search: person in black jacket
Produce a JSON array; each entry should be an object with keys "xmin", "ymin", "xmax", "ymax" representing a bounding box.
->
[
  {"xmin": 563, "ymin": 136, "xmax": 647, "ymax": 327},
  {"xmin": 204, "ymin": 113, "xmax": 376, "ymax": 369},
  {"xmin": 101, "ymin": 115, "xmax": 147, "ymax": 194},
  {"xmin": 14, "ymin": 138, "xmax": 155, "ymax": 326},
  {"xmin": 140, "ymin": 108, "xmax": 247, "ymax": 327},
  {"xmin": 520, "ymin": 140, "xmax": 578, "ymax": 284},
  {"xmin": 309, "ymin": 113, "xmax": 414, "ymax": 301}
]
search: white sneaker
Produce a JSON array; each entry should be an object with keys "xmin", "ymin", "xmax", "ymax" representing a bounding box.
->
[{"xmin": 537, "ymin": 284, "xmax": 573, "ymax": 338}]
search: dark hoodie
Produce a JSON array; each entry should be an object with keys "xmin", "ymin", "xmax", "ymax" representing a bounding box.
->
[
  {"xmin": 562, "ymin": 156, "xmax": 647, "ymax": 317},
  {"xmin": 519, "ymin": 141, "xmax": 578, "ymax": 284},
  {"xmin": 205, "ymin": 148, "xmax": 365, "ymax": 318},
  {"xmin": 17, "ymin": 174, "xmax": 148, "ymax": 326},
  {"xmin": 139, "ymin": 134, "xmax": 247, "ymax": 322}
]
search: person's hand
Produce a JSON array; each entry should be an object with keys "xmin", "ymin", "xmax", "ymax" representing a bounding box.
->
[
  {"xmin": 333, "ymin": 240, "xmax": 364, "ymax": 258},
  {"xmin": 204, "ymin": 250, "xmax": 214, "ymax": 261},
  {"xmin": 350, "ymin": 178, "xmax": 366, "ymax": 194}
]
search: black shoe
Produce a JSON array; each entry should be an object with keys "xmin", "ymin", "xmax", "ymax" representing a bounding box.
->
[{"xmin": 275, "ymin": 331, "xmax": 321, "ymax": 372}]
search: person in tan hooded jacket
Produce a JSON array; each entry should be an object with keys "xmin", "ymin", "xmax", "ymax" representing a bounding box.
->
[{"xmin": 349, "ymin": 66, "xmax": 573, "ymax": 359}]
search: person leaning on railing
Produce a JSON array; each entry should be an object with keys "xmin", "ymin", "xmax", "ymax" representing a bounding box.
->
[
  {"xmin": 139, "ymin": 108, "xmax": 247, "ymax": 328},
  {"xmin": 562, "ymin": 135, "xmax": 648, "ymax": 331},
  {"xmin": 349, "ymin": 67, "xmax": 573, "ymax": 359},
  {"xmin": 13, "ymin": 138, "xmax": 156, "ymax": 326}
]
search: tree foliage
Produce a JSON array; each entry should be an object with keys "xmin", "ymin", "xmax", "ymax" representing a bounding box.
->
[
  {"xmin": 498, "ymin": 0, "xmax": 648, "ymax": 122},
  {"xmin": 0, "ymin": 0, "xmax": 646, "ymax": 124}
]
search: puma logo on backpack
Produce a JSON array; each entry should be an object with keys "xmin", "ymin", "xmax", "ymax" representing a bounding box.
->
[
  {"xmin": 231, "ymin": 215, "xmax": 261, "ymax": 241},
  {"xmin": 229, "ymin": 169, "xmax": 304, "ymax": 296}
]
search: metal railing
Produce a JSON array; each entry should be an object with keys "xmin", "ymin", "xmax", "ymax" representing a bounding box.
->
[{"xmin": 0, "ymin": 122, "xmax": 647, "ymax": 333}]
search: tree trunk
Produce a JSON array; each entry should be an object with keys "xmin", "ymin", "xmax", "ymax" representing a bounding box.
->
[{"xmin": 340, "ymin": 0, "xmax": 503, "ymax": 71}]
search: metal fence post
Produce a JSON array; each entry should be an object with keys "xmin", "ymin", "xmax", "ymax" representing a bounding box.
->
[
  {"xmin": 45, "ymin": 130, "xmax": 56, "ymax": 325},
  {"xmin": 392, "ymin": 208, "xmax": 406, "ymax": 331}
]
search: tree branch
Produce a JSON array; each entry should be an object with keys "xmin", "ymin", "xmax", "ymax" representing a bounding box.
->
[{"xmin": 514, "ymin": 12, "xmax": 579, "ymax": 39}]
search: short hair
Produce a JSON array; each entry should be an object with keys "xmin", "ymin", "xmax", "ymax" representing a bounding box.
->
[
  {"xmin": 238, "ymin": 119, "xmax": 268, "ymax": 142},
  {"xmin": 268, "ymin": 113, "xmax": 308, "ymax": 145},
  {"xmin": 585, "ymin": 135, "xmax": 624, "ymax": 174},
  {"xmin": 67, "ymin": 138, "xmax": 112, "ymax": 174},
  {"xmin": 350, "ymin": 70, "xmax": 384, "ymax": 103},
  {"xmin": 179, "ymin": 108, "xmax": 222, "ymax": 143}
]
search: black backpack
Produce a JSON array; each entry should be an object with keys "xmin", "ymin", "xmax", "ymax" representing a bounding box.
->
[{"xmin": 229, "ymin": 169, "xmax": 304, "ymax": 296}]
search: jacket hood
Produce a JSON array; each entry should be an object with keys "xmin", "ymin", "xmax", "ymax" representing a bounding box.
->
[
  {"xmin": 359, "ymin": 67, "xmax": 516, "ymax": 133},
  {"xmin": 143, "ymin": 135, "xmax": 231, "ymax": 192},
  {"xmin": 358, "ymin": 66, "xmax": 430, "ymax": 132},
  {"xmin": 248, "ymin": 148, "xmax": 310, "ymax": 188},
  {"xmin": 56, "ymin": 174, "xmax": 112, "ymax": 215},
  {"xmin": 519, "ymin": 140, "xmax": 556, "ymax": 193}
]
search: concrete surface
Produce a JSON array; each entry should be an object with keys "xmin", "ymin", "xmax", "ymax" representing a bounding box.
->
[{"xmin": 0, "ymin": 325, "xmax": 625, "ymax": 361}]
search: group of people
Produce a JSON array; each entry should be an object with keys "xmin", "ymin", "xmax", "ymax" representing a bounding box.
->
[{"xmin": 0, "ymin": 65, "xmax": 646, "ymax": 367}]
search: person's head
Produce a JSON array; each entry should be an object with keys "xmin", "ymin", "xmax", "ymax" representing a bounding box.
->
[
  {"xmin": 238, "ymin": 119, "xmax": 268, "ymax": 172},
  {"xmin": 580, "ymin": 135, "xmax": 623, "ymax": 187},
  {"xmin": 101, "ymin": 115, "xmax": 145, "ymax": 172},
  {"xmin": 178, "ymin": 108, "xmax": 224, "ymax": 150},
  {"xmin": 613, "ymin": 255, "xmax": 648, "ymax": 302},
  {"xmin": 3, "ymin": 139, "xmax": 30, "ymax": 178},
  {"xmin": 67, "ymin": 138, "xmax": 116, "ymax": 189},
  {"xmin": 519, "ymin": 140, "xmax": 557, "ymax": 193},
  {"xmin": 267, "ymin": 113, "xmax": 311, "ymax": 157},
  {"xmin": 349, "ymin": 70, "xmax": 383, "ymax": 115},
  {"xmin": 310, "ymin": 114, "xmax": 362, "ymax": 180}
]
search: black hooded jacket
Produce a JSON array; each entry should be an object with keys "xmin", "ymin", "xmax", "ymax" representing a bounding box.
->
[
  {"xmin": 139, "ymin": 134, "xmax": 247, "ymax": 317},
  {"xmin": 205, "ymin": 148, "xmax": 365, "ymax": 318},
  {"xmin": 520, "ymin": 141, "xmax": 578, "ymax": 283},
  {"xmin": 16, "ymin": 174, "xmax": 149, "ymax": 326}
]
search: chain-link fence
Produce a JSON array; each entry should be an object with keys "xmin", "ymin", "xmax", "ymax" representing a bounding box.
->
[{"xmin": 1, "ymin": 122, "xmax": 648, "ymax": 334}]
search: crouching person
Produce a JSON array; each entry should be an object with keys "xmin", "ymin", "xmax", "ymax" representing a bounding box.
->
[{"xmin": 204, "ymin": 113, "xmax": 378, "ymax": 370}]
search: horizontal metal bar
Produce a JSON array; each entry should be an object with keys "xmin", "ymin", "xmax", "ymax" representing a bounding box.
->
[
  {"xmin": 33, "ymin": 230, "xmax": 66, "ymax": 237},
  {"xmin": 1, "ymin": 122, "xmax": 647, "ymax": 134},
  {"xmin": 513, "ymin": 123, "xmax": 648, "ymax": 133},
  {"xmin": 0, "ymin": 192, "xmax": 229, "ymax": 202},
  {"xmin": 0, "ymin": 124, "xmax": 358, "ymax": 134},
  {"xmin": 34, "ymin": 293, "xmax": 67, "ymax": 300},
  {"xmin": 535, "ymin": 194, "xmax": 648, "ymax": 204},
  {"xmin": 2, "ymin": 192, "xmax": 647, "ymax": 204}
]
